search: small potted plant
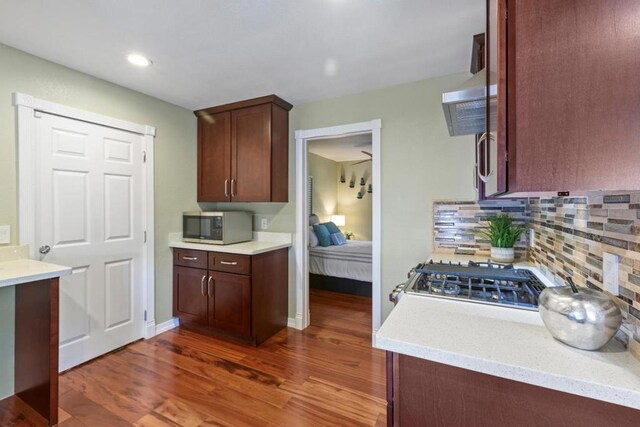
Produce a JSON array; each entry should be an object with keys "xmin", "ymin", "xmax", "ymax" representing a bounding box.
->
[
  {"xmin": 478, "ymin": 214, "xmax": 527, "ymax": 263},
  {"xmin": 344, "ymin": 231, "xmax": 354, "ymax": 240}
]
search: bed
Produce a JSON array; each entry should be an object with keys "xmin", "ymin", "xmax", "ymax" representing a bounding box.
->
[{"xmin": 309, "ymin": 240, "xmax": 372, "ymax": 296}]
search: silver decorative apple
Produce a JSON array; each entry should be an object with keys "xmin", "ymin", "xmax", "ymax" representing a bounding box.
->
[{"xmin": 538, "ymin": 278, "xmax": 622, "ymax": 351}]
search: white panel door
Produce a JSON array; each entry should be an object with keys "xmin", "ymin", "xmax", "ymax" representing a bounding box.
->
[{"xmin": 34, "ymin": 112, "xmax": 145, "ymax": 371}]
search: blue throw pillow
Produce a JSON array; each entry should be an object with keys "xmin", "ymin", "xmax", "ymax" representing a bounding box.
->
[
  {"xmin": 330, "ymin": 232, "xmax": 347, "ymax": 246},
  {"xmin": 323, "ymin": 221, "xmax": 341, "ymax": 234},
  {"xmin": 313, "ymin": 224, "xmax": 333, "ymax": 247}
]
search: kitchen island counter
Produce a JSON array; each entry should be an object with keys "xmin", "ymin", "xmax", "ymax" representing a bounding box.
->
[{"xmin": 376, "ymin": 291, "xmax": 640, "ymax": 411}]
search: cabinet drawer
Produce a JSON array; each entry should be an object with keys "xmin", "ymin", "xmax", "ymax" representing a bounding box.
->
[
  {"xmin": 173, "ymin": 249, "xmax": 208, "ymax": 269},
  {"xmin": 209, "ymin": 253, "xmax": 251, "ymax": 275}
]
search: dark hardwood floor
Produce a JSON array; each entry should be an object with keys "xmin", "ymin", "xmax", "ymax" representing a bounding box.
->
[{"xmin": 0, "ymin": 289, "xmax": 385, "ymax": 426}]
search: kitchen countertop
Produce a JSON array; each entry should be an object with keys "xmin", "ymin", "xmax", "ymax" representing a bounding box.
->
[
  {"xmin": 375, "ymin": 252, "xmax": 640, "ymax": 411},
  {"xmin": 168, "ymin": 232, "xmax": 292, "ymax": 255},
  {"xmin": 0, "ymin": 258, "xmax": 72, "ymax": 288}
]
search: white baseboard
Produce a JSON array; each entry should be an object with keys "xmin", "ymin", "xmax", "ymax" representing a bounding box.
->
[
  {"xmin": 144, "ymin": 321, "xmax": 156, "ymax": 339},
  {"xmin": 371, "ymin": 328, "xmax": 379, "ymax": 348},
  {"xmin": 287, "ymin": 317, "xmax": 297, "ymax": 328},
  {"xmin": 155, "ymin": 317, "xmax": 180, "ymax": 336}
]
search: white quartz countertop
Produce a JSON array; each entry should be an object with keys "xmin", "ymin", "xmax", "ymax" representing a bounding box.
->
[
  {"xmin": 375, "ymin": 252, "xmax": 640, "ymax": 410},
  {"xmin": 0, "ymin": 259, "xmax": 72, "ymax": 288},
  {"xmin": 168, "ymin": 232, "xmax": 292, "ymax": 255}
]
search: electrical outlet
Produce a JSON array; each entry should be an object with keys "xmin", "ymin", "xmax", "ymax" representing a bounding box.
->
[
  {"xmin": 260, "ymin": 218, "xmax": 268, "ymax": 230},
  {"xmin": 0, "ymin": 225, "xmax": 10, "ymax": 244},
  {"xmin": 603, "ymin": 252, "xmax": 619, "ymax": 295},
  {"xmin": 529, "ymin": 229, "xmax": 536, "ymax": 248}
]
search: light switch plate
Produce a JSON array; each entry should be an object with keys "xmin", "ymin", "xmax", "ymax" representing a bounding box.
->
[
  {"xmin": 0, "ymin": 225, "xmax": 10, "ymax": 244},
  {"xmin": 603, "ymin": 252, "xmax": 619, "ymax": 295},
  {"xmin": 260, "ymin": 218, "xmax": 268, "ymax": 230}
]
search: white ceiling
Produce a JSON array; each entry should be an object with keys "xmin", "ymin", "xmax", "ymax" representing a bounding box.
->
[
  {"xmin": 0, "ymin": 0, "xmax": 484, "ymax": 110},
  {"xmin": 309, "ymin": 133, "xmax": 372, "ymax": 162}
]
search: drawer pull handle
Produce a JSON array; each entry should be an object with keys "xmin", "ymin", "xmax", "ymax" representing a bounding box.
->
[
  {"xmin": 183, "ymin": 256, "xmax": 198, "ymax": 261},
  {"xmin": 220, "ymin": 261, "xmax": 238, "ymax": 266},
  {"xmin": 201, "ymin": 275, "xmax": 207, "ymax": 296}
]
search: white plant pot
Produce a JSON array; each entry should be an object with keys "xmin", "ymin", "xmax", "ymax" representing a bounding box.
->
[{"xmin": 491, "ymin": 247, "xmax": 515, "ymax": 263}]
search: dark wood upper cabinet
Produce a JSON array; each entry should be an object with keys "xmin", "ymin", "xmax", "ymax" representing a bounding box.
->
[
  {"xmin": 195, "ymin": 95, "xmax": 293, "ymax": 203},
  {"xmin": 198, "ymin": 111, "xmax": 231, "ymax": 202},
  {"xmin": 486, "ymin": 0, "xmax": 640, "ymax": 196}
]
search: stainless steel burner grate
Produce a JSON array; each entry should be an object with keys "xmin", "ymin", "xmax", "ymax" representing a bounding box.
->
[{"xmin": 404, "ymin": 260, "xmax": 546, "ymax": 310}]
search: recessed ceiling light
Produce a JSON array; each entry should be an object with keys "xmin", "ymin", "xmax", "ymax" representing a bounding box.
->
[{"xmin": 127, "ymin": 54, "xmax": 152, "ymax": 67}]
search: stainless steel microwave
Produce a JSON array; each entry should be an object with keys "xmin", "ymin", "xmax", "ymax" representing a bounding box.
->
[{"xmin": 183, "ymin": 211, "xmax": 252, "ymax": 245}]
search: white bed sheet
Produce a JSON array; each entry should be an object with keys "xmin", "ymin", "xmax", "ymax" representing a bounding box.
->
[{"xmin": 309, "ymin": 240, "xmax": 372, "ymax": 282}]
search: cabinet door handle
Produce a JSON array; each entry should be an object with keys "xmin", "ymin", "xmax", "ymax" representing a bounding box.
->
[
  {"xmin": 231, "ymin": 179, "xmax": 236, "ymax": 197},
  {"xmin": 473, "ymin": 163, "xmax": 479, "ymax": 194},
  {"xmin": 208, "ymin": 276, "xmax": 214, "ymax": 297},
  {"xmin": 477, "ymin": 132, "xmax": 495, "ymax": 183},
  {"xmin": 220, "ymin": 261, "xmax": 238, "ymax": 266},
  {"xmin": 201, "ymin": 275, "xmax": 207, "ymax": 296},
  {"xmin": 183, "ymin": 256, "xmax": 198, "ymax": 261},
  {"xmin": 224, "ymin": 179, "xmax": 229, "ymax": 197}
]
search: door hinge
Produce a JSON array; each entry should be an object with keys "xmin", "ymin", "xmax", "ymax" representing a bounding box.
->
[
  {"xmin": 144, "ymin": 231, "xmax": 147, "ymax": 243},
  {"xmin": 143, "ymin": 151, "xmax": 147, "ymax": 163},
  {"xmin": 144, "ymin": 310, "xmax": 147, "ymax": 321}
]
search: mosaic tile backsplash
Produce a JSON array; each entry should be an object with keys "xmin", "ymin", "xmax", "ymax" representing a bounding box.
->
[
  {"xmin": 433, "ymin": 199, "xmax": 529, "ymax": 259},
  {"xmin": 433, "ymin": 192, "xmax": 640, "ymax": 357}
]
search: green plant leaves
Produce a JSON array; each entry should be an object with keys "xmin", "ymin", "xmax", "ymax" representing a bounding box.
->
[{"xmin": 476, "ymin": 214, "xmax": 527, "ymax": 248}]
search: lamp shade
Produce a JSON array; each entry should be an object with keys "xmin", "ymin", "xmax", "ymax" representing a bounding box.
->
[{"xmin": 331, "ymin": 215, "xmax": 346, "ymax": 227}]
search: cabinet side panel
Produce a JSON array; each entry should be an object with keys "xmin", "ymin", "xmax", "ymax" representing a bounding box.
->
[
  {"xmin": 251, "ymin": 248, "xmax": 288, "ymax": 345},
  {"xmin": 270, "ymin": 105, "xmax": 289, "ymax": 202}
]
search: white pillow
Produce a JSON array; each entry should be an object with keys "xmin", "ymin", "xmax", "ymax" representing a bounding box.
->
[{"xmin": 308, "ymin": 226, "xmax": 319, "ymax": 247}]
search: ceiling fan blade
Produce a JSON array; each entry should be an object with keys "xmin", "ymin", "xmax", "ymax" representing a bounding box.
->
[{"xmin": 351, "ymin": 159, "xmax": 371, "ymax": 165}]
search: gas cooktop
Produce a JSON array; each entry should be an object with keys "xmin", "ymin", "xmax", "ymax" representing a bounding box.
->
[{"xmin": 390, "ymin": 260, "xmax": 547, "ymax": 311}]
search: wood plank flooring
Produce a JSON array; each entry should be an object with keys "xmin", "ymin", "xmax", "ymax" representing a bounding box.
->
[{"xmin": 0, "ymin": 289, "xmax": 386, "ymax": 426}]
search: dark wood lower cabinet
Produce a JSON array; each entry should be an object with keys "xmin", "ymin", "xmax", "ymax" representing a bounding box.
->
[
  {"xmin": 209, "ymin": 271, "xmax": 251, "ymax": 336},
  {"xmin": 173, "ymin": 247, "xmax": 288, "ymax": 345},
  {"xmin": 173, "ymin": 266, "xmax": 208, "ymax": 325},
  {"xmin": 387, "ymin": 352, "xmax": 640, "ymax": 427}
]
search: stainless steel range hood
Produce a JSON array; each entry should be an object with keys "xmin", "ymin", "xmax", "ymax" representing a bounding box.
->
[{"xmin": 442, "ymin": 69, "xmax": 497, "ymax": 136}]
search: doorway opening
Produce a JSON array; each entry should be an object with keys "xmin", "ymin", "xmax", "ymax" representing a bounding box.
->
[{"xmin": 294, "ymin": 120, "xmax": 382, "ymax": 338}]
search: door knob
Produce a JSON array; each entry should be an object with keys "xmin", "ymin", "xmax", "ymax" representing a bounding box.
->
[{"xmin": 39, "ymin": 245, "xmax": 51, "ymax": 254}]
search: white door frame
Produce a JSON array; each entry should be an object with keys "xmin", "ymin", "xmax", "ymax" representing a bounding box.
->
[
  {"xmin": 294, "ymin": 119, "xmax": 382, "ymax": 334},
  {"xmin": 13, "ymin": 93, "xmax": 157, "ymax": 339}
]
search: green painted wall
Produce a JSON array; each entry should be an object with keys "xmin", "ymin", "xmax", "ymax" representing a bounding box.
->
[
  {"xmin": 308, "ymin": 152, "xmax": 339, "ymax": 219},
  {"xmin": 0, "ymin": 43, "xmax": 197, "ymax": 398},
  {"xmin": 337, "ymin": 160, "xmax": 373, "ymax": 241},
  {"xmin": 295, "ymin": 73, "xmax": 477, "ymax": 321}
]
